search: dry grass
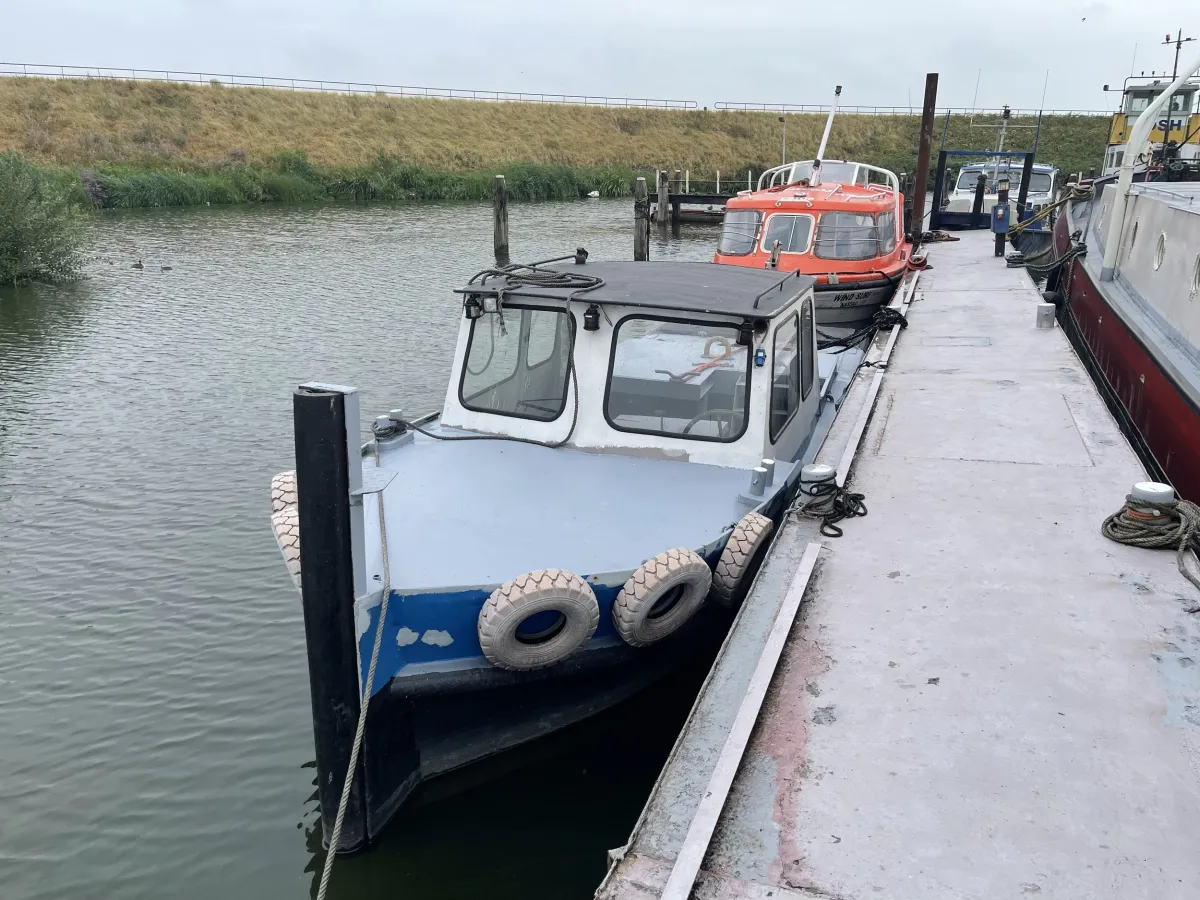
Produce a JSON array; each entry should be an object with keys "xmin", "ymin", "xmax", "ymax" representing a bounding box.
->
[
  {"xmin": 0, "ymin": 77, "xmax": 1112, "ymax": 178},
  {"xmin": 0, "ymin": 76, "xmax": 1113, "ymax": 194}
]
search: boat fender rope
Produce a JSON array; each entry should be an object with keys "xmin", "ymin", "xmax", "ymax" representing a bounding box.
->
[
  {"xmin": 789, "ymin": 480, "xmax": 868, "ymax": 538},
  {"xmin": 1101, "ymin": 494, "xmax": 1200, "ymax": 604},
  {"xmin": 316, "ymin": 449, "xmax": 394, "ymax": 899}
]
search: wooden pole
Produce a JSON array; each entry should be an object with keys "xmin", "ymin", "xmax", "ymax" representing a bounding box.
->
[
  {"xmin": 671, "ymin": 169, "xmax": 682, "ymax": 227},
  {"xmin": 909, "ymin": 72, "xmax": 939, "ymax": 242},
  {"xmin": 657, "ymin": 169, "xmax": 669, "ymax": 229},
  {"xmin": 492, "ymin": 174, "xmax": 509, "ymax": 263},
  {"xmin": 634, "ymin": 177, "xmax": 649, "ymax": 261}
]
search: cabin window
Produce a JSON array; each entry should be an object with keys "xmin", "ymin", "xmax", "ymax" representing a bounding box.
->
[
  {"xmin": 800, "ymin": 298, "xmax": 815, "ymax": 400},
  {"xmin": 717, "ymin": 210, "xmax": 762, "ymax": 256},
  {"xmin": 877, "ymin": 210, "xmax": 897, "ymax": 254},
  {"xmin": 770, "ymin": 315, "xmax": 800, "ymax": 442},
  {"xmin": 459, "ymin": 305, "xmax": 573, "ymax": 422},
  {"xmin": 814, "ymin": 212, "xmax": 878, "ymax": 260},
  {"xmin": 761, "ymin": 214, "xmax": 814, "ymax": 254},
  {"xmin": 954, "ymin": 170, "xmax": 1053, "ymax": 193},
  {"xmin": 606, "ymin": 316, "xmax": 750, "ymax": 443}
]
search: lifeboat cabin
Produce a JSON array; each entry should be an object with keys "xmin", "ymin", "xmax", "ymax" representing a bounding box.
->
[
  {"xmin": 713, "ymin": 159, "xmax": 907, "ymax": 323},
  {"xmin": 270, "ymin": 256, "xmax": 868, "ymax": 850}
]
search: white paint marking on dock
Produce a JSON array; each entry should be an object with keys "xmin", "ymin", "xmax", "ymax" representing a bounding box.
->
[{"xmin": 659, "ymin": 541, "xmax": 822, "ymax": 900}]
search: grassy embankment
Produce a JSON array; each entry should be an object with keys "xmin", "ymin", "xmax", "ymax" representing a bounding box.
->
[{"xmin": 0, "ymin": 76, "xmax": 1112, "ymax": 210}]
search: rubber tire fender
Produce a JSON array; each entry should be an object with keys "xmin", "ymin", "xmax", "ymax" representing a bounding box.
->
[
  {"xmin": 478, "ymin": 569, "xmax": 599, "ymax": 671},
  {"xmin": 711, "ymin": 512, "xmax": 774, "ymax": 606},
  {"xmin": 270, "ymin": 470, "xmax": 301, "ymax": 591},
  {"xmin": 613, "ymin": 548, "xmax": 712, "ymax": 647}
]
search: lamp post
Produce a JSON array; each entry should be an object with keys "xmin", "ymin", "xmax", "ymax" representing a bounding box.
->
[{"xmin": 778, "ymin": 115, "xmax": 787, "ymax": 165}]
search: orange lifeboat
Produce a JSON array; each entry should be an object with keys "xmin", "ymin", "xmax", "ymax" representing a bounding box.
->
[{"xmin": 713, "ymin": 159, "xmax": 908, "ymax": 323}]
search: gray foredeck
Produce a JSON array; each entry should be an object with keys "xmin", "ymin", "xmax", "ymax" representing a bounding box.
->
[
  {"xmin": 597, "ymin": 229, "xmax": 1200, "ymax": 900},
  {"xmin": 368, "ymin": 435, "xmax": 788, "ymax": 591}
]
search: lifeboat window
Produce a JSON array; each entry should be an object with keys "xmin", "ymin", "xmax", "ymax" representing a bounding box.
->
[
  {"xmin": 605, "ymin": 316, "xmax": 750, "ymax": 443},
  {"xmin": 800, "ymin": 298, "xmax": 815, "ymax": 401},
  {"xmin": 877, "ymin": 210, "xmax": 897, "ymax": 254},
  {"xmin": 717, "ymin": 210, "xmax": 762, "ymax": 256},
  {"xmin": 459, "ymin": 305, "xmax": 573, "ymax": 422},
  {"xmin": 814, "ymin": 212, "xmax": 879, "ymax": 261},
  {"xmin": 770, "ymin": 314, "xmax": 800, "ymax": 442},
  {"xmin": 761, "ymin": 214, "xmax": 814, "ymax": 254}
]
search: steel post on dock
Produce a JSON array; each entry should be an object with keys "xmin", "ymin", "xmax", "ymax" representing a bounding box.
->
[
  {"xmin": 657, "ymin": 170, "xmax": 669, "ymax": 230},
  {"xmin": 910, "ymin": 72, "xmax": 939, "ymax": 240},
  {"xmin": 492, "ymin": 174, "xmax": 509, "ymax": 264},
  {"xmin": 633, "ymin": 177, "xmax": 649, "ymax": 261},
  {"xmin": 995, "ymin": 181, "xmax": 1009, "ymax": 256},
  {"xmin": 293, "ymin": 383, "xmax": 419, "ymax": 854}
]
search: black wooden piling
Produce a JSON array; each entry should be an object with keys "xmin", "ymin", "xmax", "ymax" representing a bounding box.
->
[
  {"xmin": 294, "ymin": 383, "xmax": 421, "ymax": 854},
  {"xmin": 294, "ymin": 384, "xmax": 368, "ymax": 853},
  {"xmin": 493, "ymin": 174, "xmax": 509, "ymax": 264},
  {"xmin": 995, "ymin": 179, "xmax": 1010, "ymax": 257},
  {"xmin": 910, "ymin": 72, "xmax": 939, "ymax": 240},
  {"xmin": 657, "ymin": 170, "xmax": 669, "ymax": 229},
  {"xmin": 929, "ymin": 150, "xmax": 949, "ymax": 231},
  {"xmin": 671, "ymin": 169, "xmax": 682, "ymax": 227},
  {"xmin": 971, "ymin": 173, "xmax": 987, "ymax": 228},
  {"xmin": 634, "ymin": 177, "xmax": 649, "ymax": 261}
]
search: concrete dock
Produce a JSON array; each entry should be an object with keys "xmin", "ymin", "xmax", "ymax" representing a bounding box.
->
[{"xmin": 596, "ymin": 230, "xmax": 1200, "ymax": 900}]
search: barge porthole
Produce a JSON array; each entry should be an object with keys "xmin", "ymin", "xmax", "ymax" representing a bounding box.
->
[{"xmin": 1154, "ymin": 233, "xmax": 1166, "ymax": 271}]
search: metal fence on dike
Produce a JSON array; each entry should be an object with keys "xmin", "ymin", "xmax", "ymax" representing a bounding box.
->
[{"xmin": 0, "ymin": 62, "xmax": 1113, "ymax": 116}]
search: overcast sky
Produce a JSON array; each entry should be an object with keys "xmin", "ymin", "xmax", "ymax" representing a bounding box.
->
[{"xmin": 4, "ymin": 1, "xmax": 1198, "ymax": 111}]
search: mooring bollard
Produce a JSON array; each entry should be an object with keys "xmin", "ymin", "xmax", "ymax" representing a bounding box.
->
[
  {"xmin": 634, "ymin": 177, "xmax": 649, "ymax": 261},
  {"xmin": 493, "ymin": 174, "xmax": 509, "ymax": 264}
]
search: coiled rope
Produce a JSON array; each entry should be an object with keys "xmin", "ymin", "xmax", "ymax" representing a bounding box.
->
[
  {"xmin": 1101, "ymin": 494, "xmax": 1200, "ymax": 603},
  {"xmin": 316, "ymin": 449, "xmax": 394, "ymax": 900},
  {"xmin": 817, "ymin": 306, "xmax": 908, "ymax": 354},
  {"xmin": 788, "ymin": 479, "xmax": 868, "ymax": 538},
  {"xmin": 1006, "ymin": 242, "xmax": 1087, "ymax": 276}
]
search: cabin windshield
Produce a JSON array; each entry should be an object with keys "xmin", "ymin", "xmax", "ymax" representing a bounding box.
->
[
  {"xmin": 955, "ymin": 169, "xmax": 1053, "ymax": 193},
  {"xmin": 1125, "ymin": 90, "xmax": 1193, "ymax": 114},
  {"xmin": 813, "ymin": 212, "xmax": 878, "ymax": 260},
  {"xmin": 717, "ymin": 210, "xmax": 763, "ymax": 256},
  {"xmin": 606, "ymin": 317, "xmax": 751, "ymax": 442},
  {"xmin": 459, "ymin": 305, "xmax": 573, "ymax": 421},
  {"xmin": 761, "ymin": 214, "xmax": 814, "ymax": 254},
  {"xmin": 789, "ymin": 161, "xmax": 862, "ymax": 185}
]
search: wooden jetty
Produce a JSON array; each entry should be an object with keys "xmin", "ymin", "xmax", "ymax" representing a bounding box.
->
[{"xmin": 596, "ymin": 228, "xmax": 1200, "ymax": 900}]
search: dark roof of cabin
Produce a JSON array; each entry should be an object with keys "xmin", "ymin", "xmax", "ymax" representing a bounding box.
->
[{"xmin": 455, "ymin": 261, "xmax": 814, "ymax": 319}]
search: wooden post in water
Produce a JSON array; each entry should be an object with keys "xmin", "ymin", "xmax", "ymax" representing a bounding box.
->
[
  {"xmin": 634, "ymin": 177, "xmax": 650, "ymax": 261},
  {"xmin": 909, "ymin": 72, "xmax": 939, "ymax": 241},
  {"xmin": 657, "ymin": 169, "xmax": 669, "ymax": 229},
  {"xmin": 671, "ymin": 169, "xmax": 682, "ymax": 227},
  {"xmin": 492, "ymin": 174, "xmax": 509, "ymax": 264}
]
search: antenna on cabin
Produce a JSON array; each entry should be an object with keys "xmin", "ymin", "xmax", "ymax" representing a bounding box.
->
[
  {"xmin": 812, "ymin": 85, "xmax": 842, "ymax": 187},
  {"xmin": 815, "ymin": 86, "xmax": 842, "ymax": 163}
]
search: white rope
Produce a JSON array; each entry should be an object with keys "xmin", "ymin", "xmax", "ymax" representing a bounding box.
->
[{"xmin": 316, "ymin": 451, "xmax": 393, "ymax": 900}]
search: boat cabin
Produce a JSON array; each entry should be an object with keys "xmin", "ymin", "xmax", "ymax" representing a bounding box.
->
[
  {"xmin": 712, "ymin": 161, "xmax": 907, "ymax": 323},
  {"xmin": 942, "ymin": 162, "xmax": 1059, "ymax": 219},
  {"xmin": 444, "ymin": 260, "xmax": 825, "ymax": 469},
  {"xmin": 1103, "ymin": 76, "xmax": 1200, "ymax": 176}
]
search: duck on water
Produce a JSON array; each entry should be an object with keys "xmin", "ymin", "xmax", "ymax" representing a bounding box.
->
[{"xmin": 270, "ymin": 253, "xmax": 868, "ymax": 852}]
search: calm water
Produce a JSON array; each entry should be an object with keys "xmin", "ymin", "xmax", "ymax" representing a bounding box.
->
[{"xmin": 0, "ymin": 201, "xmax": 718, "ymax": 900}]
